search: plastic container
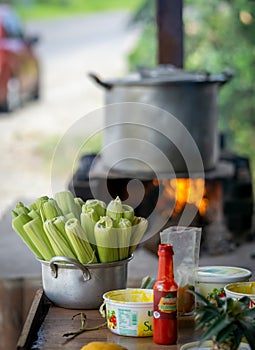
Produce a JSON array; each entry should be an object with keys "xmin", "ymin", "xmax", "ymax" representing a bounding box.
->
[
  {"xmin": 102, "ymin": 288, "xmax": 153, "ymax": 337},
  {"xmin": 180, "ymin": 340, "xmax": 250, "ymax": 350},
  {"xmin": 195, "ymin": 266, "xmax": 252, "ymax": 298},
  {"xmin": 224, "ymin": 281, "xmax": 255, "ymax": 308}
]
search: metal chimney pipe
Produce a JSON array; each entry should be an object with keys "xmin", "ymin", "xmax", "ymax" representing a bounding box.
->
[{"xmin": 156, "ymin": 0, "xmax": 183, "ymax": 68}]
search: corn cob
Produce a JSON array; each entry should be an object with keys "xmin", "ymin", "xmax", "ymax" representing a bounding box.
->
[
  {"xmin": 122, "ymin": 204, "xmax": 134, "ymax": 222},
  {"xmin": 116, "ymin": 218, "xmax": 132, "ymax": 260},
  {"xmin": 94, "ymin": 216, "xmax": 119, "ymax": 263},
  {"xmin": 129, "ymin": 216, "xmax": 148, "ymax": 255},
  {"xmin": 54, "ymin": 191, "xmax": 81, "ymax": 219},
  {"xmin": 74, "ymin": 197, "xmax": 85, "ymax": 209},
  {"xmin": 12, "ymin": 213, "xmax": 44, "ymax": 259},
  {"xmin": 40, "ymin": 198, "xmax": 62, "ymax": 221},
  {"xmin": 44, "ymin": 218, "xmax": 77, "ymax": 259},
  {"xmin": 83, "ymin": 199, "xmax": 106, "ymax": 219},
  {"xmin": 106, "ymin": 196, "xmax": 123, "ymax": 222},
  {"xmin": 13, "ymin": 202, "xmax": 30, "ymax": 216},
  {"xmin": 23, "ymin": 217, "xmax": 55, "ymax": 261},
  {"xmin": 140, "ymin": 276, "xmax": 156, "ymax": 289},
  {"xmin": 65, "ymin": 218, "xmax": 97, "ymax": 264},
  {"xmin": 28, "ymin": 209, "xmax": 40, "ymax": 219},
  {"xmin": 34, "ymin": 196, "xmax": 49, "ymax": 210},
  {"xmin": 80, "ymin": 209, "xmax": 97, "ymax": 246}
]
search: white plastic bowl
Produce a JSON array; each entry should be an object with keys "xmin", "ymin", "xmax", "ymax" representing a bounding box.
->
[
  {"xmin": 195, "ymin": 266, "xmax": 252, "ymax": 298},
  {"xmin": 102, "ymin": 288, "xmax": 153, "ymax": 337},
  {"xmin": 224, "ymin": 281, "xmax": 255, "ymax": 308}
]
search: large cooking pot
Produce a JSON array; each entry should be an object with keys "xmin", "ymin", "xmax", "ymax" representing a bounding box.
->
[
  {"xmin": 40, "ymin": 255, "xmax": 132, "ymax": 309},
  {"xmin": 90, "ymin": 66, "xmax": 231, "ymax": 174}
]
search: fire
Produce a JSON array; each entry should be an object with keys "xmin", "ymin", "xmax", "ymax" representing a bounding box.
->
[{"xmin": 161, "ymin": 178, "xmax": 208, "ymax": 216}]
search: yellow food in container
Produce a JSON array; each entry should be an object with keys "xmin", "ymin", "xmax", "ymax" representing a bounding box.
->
[
  {"xmin": 224, "ymin": 281, "xmax": 255, "ymax": 308},
  {"xmin": 102, "ymin": 289, "xmax": 153, "ymax": 337}
]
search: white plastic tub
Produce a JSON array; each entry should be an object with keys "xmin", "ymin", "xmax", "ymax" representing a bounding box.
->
[
  {"xmin": 224, "ymin": 281, "xmax": 255, "ymax": 308},
  {"xmin": 195, "ymin": 266, "xmax": 252, "ymax": 298},
  {"xmin": 102, "ymin": 288, "xmax": 153, "ymax": 337}
]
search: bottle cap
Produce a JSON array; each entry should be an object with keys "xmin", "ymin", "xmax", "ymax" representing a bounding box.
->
[{"xmin": 158, "ymin": 244, "xmax": 174, "ymax": 255}]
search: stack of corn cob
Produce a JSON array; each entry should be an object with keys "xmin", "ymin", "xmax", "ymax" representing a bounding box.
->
[{"xmin": 11, "ymin": 191, "xmax": 148, "ymax": 264}]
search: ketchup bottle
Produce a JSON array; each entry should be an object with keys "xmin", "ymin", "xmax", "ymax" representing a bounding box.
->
[{"xmin": 153, "ymin": 244, "xmax": 178, "ymax": 345}]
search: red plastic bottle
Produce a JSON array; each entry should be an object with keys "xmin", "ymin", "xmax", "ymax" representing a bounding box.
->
[{"xmin": 153, "ymin": 244, "xmax": 178, "ymax": 345}]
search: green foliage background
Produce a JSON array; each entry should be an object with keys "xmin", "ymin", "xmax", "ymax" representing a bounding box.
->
[
  {"xmin": 13, "ymin": 0, "xmax": 144, "ymax": 19},
  {"xmin": 12, "ymin": 0, "xmax": 255, "ymax": 187},
  {"xmin": 128, "ymin": 0, "xmax": 255, "ymax": 185}
]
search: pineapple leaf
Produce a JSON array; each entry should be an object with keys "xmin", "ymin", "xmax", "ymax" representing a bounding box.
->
[
  {"xmin": 193, "ymin": 291, "xmax": 255, "ymax": 349},
  {"xmin": 238, "ymin": 320, "xmax": 255, "ymax": 350},
  {"xmin": 195, "ymin": 306, "xmax": 220, "ymax": 329},
  {"xmin": 199, "ymin": 315, "xmax": 230, "ymax": 342},
  {"xmin": 216, "ymin": 323, "xmax": 242, "ymax": 346},
  {"xmin": 239, "ymin": 296, "xmax": 253, "ymax": 307},
  {"xmin": 190, "ymin": 290, "xmax": 212, "ymax": 306}
]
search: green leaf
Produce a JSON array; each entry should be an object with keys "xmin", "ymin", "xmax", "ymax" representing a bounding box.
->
[
  {"xmin": 239, "ymin": 320, "xmax": 255, "ymax": 350},
  {"xmin": 195, "ymin": 306, "xmax": 220, "ymax": 328},
  {"xmin": 239, "ymin": 296, "xmax": 254, "ymax": 308},
  {"xmin": 190, "ymin": 290, "xmax": 214, "ymax": 306},
  {"xmin": 199, "ymin": 316, "xmax": 230, "ymax": 343},
  {"xmin": 216, "ymin": 323, "xmax": 240, "ymax": 344}
]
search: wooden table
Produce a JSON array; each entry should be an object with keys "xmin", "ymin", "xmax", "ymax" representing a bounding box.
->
[{"xmin": 17, "ymin": 289, "xmax": 200, "ymax": 350}]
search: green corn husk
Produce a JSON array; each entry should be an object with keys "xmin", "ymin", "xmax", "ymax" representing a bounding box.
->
[
  {"xmin": 53, "ymin": 215, "xmax": 66, "ymax": 236},
  {"xmin": 40, "ymin": 199, "xmax": 62, "ymax": 221},
  {"xmin": 94, "ymin": 216, "xmax": 119, "ymax": 263},
  {"xmin": 116, "ymin": 218, "xmax": 132, "ymax": 260},
  {"xmin": 14, "ymin": 202, "xmax": 30, "ymax": 216},
  {"xmin": 44, "ymin": 218, "xmax": 77, "ymax": 259},
  {"xmin": 54, "ymin": 191, "xmax": 81, "ymax": 219},
  {"xmin": 83, "ymin": 199, "xmax": 106, "ymax": 219},
  {"xmin": 74, "ymin": 197, "xmax": 85, "ymax": 209},
  {"xmin": 122, "ymin": 204, "xmax": 134, "ymax": 222},
  {"xmin": 65, "ymin": 218, "xmax": 97, "ymax": 264},
  {"xmin": 80, "ymin": 209, "xmax": 97, "ymax": 246},
  {"xmin": 28, "ymin": 209, "xmax": 40, "ymax": 219},
  {"xmin": 65, "ymin": 212, "xmax": 76, "ymax": 220},
  {"xmin": 106, "ymin": 196, "xmax": 123, "ymax": 222},
  {"xmin": 82, "ymin": 205, "xmax": 100, "ymax": 222},
  {"xmin": 12, "ymin": 213, "xmax": 44, "ymax": 259},
  {"xmin": 23, "ymin": 217, "xmax": 55, "ymax": 261},
  {"xmin": 12, "ymin": 209, "xmax": 18, "ymax": 219},
  {"xmin": 140, "ymin": 276, "xmax": 156, "ymax": 289},
  {"xmin": 34, "ymin": 196, "xmax": 49, "ymax": 210},
  {"xmin": 129, "ymin": 216, "xmax": 148, "ymax": 255},
  {"xmin": 28, "ymin": 202, "xmax": 37, "ymax": 211}
]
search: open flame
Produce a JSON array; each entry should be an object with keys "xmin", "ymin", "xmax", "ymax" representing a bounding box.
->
[{"xmin": 155, "ymin": 178, "xmax": 208, "ymax": 218}]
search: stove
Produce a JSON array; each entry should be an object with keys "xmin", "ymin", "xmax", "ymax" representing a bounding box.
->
[{"xmin": 68, "ymin": 140, "xmax": 254, "ymax": 255}]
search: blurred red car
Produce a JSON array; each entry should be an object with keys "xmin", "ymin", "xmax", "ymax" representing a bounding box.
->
[{"xmin": 0, "ymin": 5, "xmax": 40, "ymax": 112}]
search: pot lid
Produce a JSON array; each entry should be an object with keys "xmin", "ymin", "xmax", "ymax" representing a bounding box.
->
[{"xmin": 103, "ymin": 65, "xmax": 232, "ymax": 86}]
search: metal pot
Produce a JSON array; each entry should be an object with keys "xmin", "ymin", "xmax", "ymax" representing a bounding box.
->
[
  {"xmin": 90, "ymin": 66, "xmax": 231, "ymax": 174},
  {"xmin": 40, "ymin": 255, "xmax": 132, "ymax": 309}
]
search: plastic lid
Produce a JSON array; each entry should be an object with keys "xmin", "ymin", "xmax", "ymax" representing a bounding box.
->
[{"xmin": 196, "ymin": 266, "xmax": 252, "ymax": 283}]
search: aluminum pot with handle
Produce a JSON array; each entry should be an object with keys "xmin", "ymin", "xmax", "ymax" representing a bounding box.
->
[
  {"xmin": 40, "ymin": 255, "xmax": 133, "ymax": 309},
  {"xmin": 89, "ymin": 65, "xmax": 231, "ymax": 174}
]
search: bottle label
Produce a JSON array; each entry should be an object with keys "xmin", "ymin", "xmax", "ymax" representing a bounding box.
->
[{"xmin": 154, "ymin": 290, "xmax": 177, "ymax": 320}]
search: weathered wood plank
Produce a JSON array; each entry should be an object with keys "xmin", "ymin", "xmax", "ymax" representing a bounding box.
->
[
  {"xmin": 17, "ymin": 290, "xmax": 199, "ymax": 349},
  {"xmin": 17, "ymin": 289, "xmax": 51, "ymax": 350}
]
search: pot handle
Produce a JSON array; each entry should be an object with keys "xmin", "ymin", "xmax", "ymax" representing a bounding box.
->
[
  {"xmin": 88, "ymin": 72, "xmax": 113, "ymax": 90},
  {"xmin": 49, "ymin": 256, "xmax": 91, "ymax": 282}
]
